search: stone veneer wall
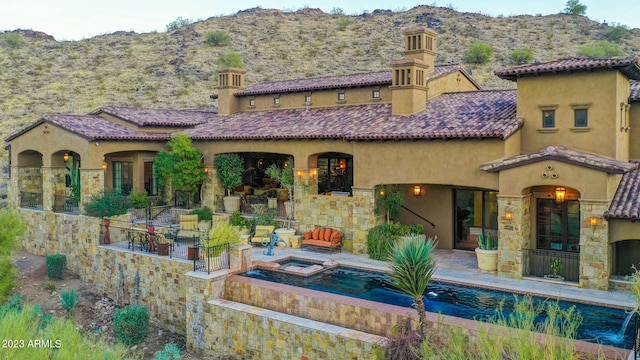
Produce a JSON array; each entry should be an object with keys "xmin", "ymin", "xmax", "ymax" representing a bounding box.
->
[
  {"xmin": 497, "ymin": 194, "xmax": 531, "ymax": 279},
  {"xmin": 79, "ymin": 169, "xmax": 104, "ymax": 212},
  {"xmin": 295, "ymin": 187, "xmax": 377, "ymax": 255},
  {"xmin": 579, "ymin": 200, "xmax": 611, "ymax": 290},
  {"xmin": 203, "ymin": 299, "xmax": 386, "ymax": 359}
]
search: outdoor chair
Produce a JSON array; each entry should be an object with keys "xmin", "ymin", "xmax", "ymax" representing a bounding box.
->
[{"xmin": 250, "ymin": 225, "xmax": 275, "ymax": 245}]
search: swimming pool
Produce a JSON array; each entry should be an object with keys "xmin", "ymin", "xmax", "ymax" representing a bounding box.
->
[{"xmin": 242, "ymin": 265, "xmax": 636, "ymax": 349}]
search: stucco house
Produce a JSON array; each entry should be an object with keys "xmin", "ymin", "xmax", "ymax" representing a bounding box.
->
[{"xmin": 6, "ymin": 27, "xmax": 640, "ymax": 290}]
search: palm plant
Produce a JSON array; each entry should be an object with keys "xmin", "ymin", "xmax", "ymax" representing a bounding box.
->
[{"xmin": 387, "ymin": 234, "xmax": 437, "ymax": 339}]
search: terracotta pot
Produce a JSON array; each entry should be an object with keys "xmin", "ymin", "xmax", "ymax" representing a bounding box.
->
[
  {"xmin": 187, "ymin": 245, "xmax": 199, "ymax": 260},
  {"xmin": 158, "ymin": 242, "xmax": 169, "ymax": 256}
]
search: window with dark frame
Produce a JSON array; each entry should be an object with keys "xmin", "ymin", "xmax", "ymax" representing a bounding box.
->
[
  {"xmin": 305, "ymin": 95, "xmax": 311, "ymax": 104},
  {"xmin": 574, "ymin": 109, "xmax": 588, "ymax": 127},
  {"xmin": 542, "ymin": 110, "xmax": 555, "ymax": 128},
  {"xmin": 249, "ymin": 98, "xmax": 255, "ymax": 107},
  {"xmin": 372, "ymin": 90, "xmax": 380, "ymax": 99},
  {"xmin": 273, "ymin": 97, "xmax": 280, "ymax": 105},
  {"xmin": 338, "ymin": 92, "xmax": 345, "ymax": 101}
]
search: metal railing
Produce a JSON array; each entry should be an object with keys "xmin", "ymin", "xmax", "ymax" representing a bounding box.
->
[
  {"xmin": 239, "ymin": 195, "xmax": 288, "ymax": 219},
  {"xmin": 194, "ymin": 243, "xmax": 230, "ymax": 274},
  {"xmin": 526, "ymin": 249, "xmax": 580, "ymax": 282},
  {"xmin": 53, "ymin": 194, "xmax": 80, "ymax": 214},
  {"xmin": 20, "ymin": 191, "xmax": 43, "ymax": 209}
]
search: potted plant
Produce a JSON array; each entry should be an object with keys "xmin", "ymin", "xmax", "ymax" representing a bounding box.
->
[
  {"xmin": 201, "ymin": 223, "xmax": 241, "ymax": 267},
  {"xmin": 157, "ymin": 235, "xmax": 170, "ymax": 256},
  {"xmin": 230, "ymin": 212, "xmax": 252, "ymax": 235},
  {"xmin": 475, "ymin": 232, "xmax": 498, "ymax": 274},
  {"xmin": 545, "ymin": 258, "xmax": 565, "ymax": 281},
  {"xmin": 213, "ymin": 153, "xmax": 244, "ymax": 213},
  {"xmin": 265, "ymin": 158, "xmax": 294, "ymax": 219}
]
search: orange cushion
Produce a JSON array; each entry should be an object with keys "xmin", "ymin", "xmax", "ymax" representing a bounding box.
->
[
  {"xmin": 332, "ymin": 234, "xmax": 342, "ymax": 245},
  {"xmin": 318, "ymin": 228, "xmax": 325, "ymax": 240},
  {"xmin": 330, "ymin": 230, "xmax": 339, "ymax": 241},
  {"xmin": 302, "ymin": 239, "xmax": 333, "ymax": 247},
  {"xmin": 304, "ymin": 231, "xmax": 312, "ymax": 240},
  {"xmin": 312, "ymin": 228, "xmax": 319, "ymax": 240},
  {"xmin": 323, "ymin": 228, "xmax": 333, "ymax": 241}
]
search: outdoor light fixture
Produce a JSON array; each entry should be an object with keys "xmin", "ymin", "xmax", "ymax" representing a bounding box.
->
[
  {"xmin": 310, "ymin": 168, "xmax": 318, "ymax": 177},
  {"xmin": 413, "ymin": 185, "xmax": 423, "ymax": 198},
  {"xmin": 505, "ymin": 211, "xmax": 514, "ymax": 220},
  {"xmin": 296, "ymin": 169, "xmax": 304, "ymax": 177},
  {"xmin": 102, "ymin": 161, "xmax": 107, "ymax": 172},
  {"xmin": 588, "ymin": 216, "xmax": 601, "ymax": 226},
  {"xmin": 63, "ymin": 152, "xmax": 69, "ymax": 162},
  {"xmin": 555, "ymin": 187, "xmax": 566, "ymax": 202},
  {"xmin": 204, "ymin": 166, "xmax": 212, "ymax": 173}
]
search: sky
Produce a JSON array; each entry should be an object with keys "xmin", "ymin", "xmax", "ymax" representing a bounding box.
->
[{"xmin": 1, "ymin": 0, "xmax": 638, "ymax": 41}]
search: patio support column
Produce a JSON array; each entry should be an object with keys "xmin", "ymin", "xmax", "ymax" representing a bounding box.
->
[
  {"xmin": 80, "ymin": 169, "xmax": 104, "ymax": 213},
  {"xmin": 201, "ymin": 169, "xmax": 218, "ymax": 210},
  {"xmin": 350, "ymin": 187, "xmax": 380, "ymax": 255},
  {"xmin": 43, "ymin": 167, "xmax": 66, "ymax": 212},
  {"xmin": 497, "ymin": 194, "xmax": 531, "ymax": 279},
  {"xmin": 8, "ymin": 167, "xmax": 20, "ymax": 208},
  {"xmin": 579, "ymin": 199, "xmax": 611, "ymax": 290}
]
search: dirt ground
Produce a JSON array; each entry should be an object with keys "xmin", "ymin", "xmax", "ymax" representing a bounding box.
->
[{"xmin": 12, "ymin": 250, "xmax": 190, "ymax": 359}]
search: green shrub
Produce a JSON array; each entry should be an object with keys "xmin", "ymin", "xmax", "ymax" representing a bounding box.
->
[
  {"xmin": 2, "ymin": 33, "xmax": 22, "ymax": 48},
  {"xmin": 60, "ymin": 290, "xmax": 78, "ymax": 313},
  {"xmin": 216, "ymin": 52, "xmax": 246, "ymax": 69},
  {"xmin": 230, "ymin": 212, "xmax": 251, "ymax": 230},
  {"xmin": 128, "ymin": 190, "xmax": 150, "ymax": 208},
  {"xmin": 337, "ymin": 17, "xmax": 354, "ymax": 31},
  {"xmin": 462, "ymin": 42, "xmax": 493, "ymax": 64},
  {"xmin": 45, "ymin": 254, "xmax": 67, "ymax": 280},
  {"xmin": 83, "ymin": 189, "xmax": 130, "ymax": 218},
  {"xmin": 205, "ymin": 30, "xmax": 231, "ymax": 46},
  {"xmin": 166, "ymin": 16, "xmax": 191, "ymax": 32},
  {"xmin": 366, "ymin": 223, "xmax": 423, "ymax": 260},
  {"xmin": 374, "ymin": 185, "xmax": 404, "ymax": 223},
  {"xmin": 603, "ymin": 23, "xmax": 630, "ymax": 43},
  {"xmin": 0, "ymin": 208, "xmax": 26, "ymax": 257},
  {"xmin": 189, "ymin": 206, "xmax": 213, "ymax": 221},
  {"xmin": 152, "ymin": 343, "xmax": 182, "ymax": 360},
  {"xmin": 113, "ymin": 304, "xmax": 150, "ymax": 346},
  {"xmin": 578, "ymin": 40, "xmax": 624, "ymax": 56},
  {"xmin": 0, "ymin": 257, "xmax": 18, "ymax": 304},
  {"xmin": 508, "ymin": 48, "xmax": 533, "ymax": 65},
  {"xmin": 214, "ymin": 153, "xmax": 245, "ymax": 195}
]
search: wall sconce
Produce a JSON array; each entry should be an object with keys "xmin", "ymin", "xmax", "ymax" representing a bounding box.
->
[
  {"xmin": 555, "ymin": 187, "xmax": 566, "ymax": 202},
  {"xmin": 310, "ymin": 168, "xmax": 318, "ymax": 177},
  {"xmin": 588, "ymin": 216, "xmax": 601, "ymax": 226},
  {"xmin": 102, "ymin": 161, "xmax": 108, "ymax": 172},
  {"xmin": 296, "ymin": 169, "xmax": 304, "ymax": 177},
  {"xmin": 204, "ymin": 166, "xmax": 213, "ymax": 174},
  {"xmin": 413, "ymin": 185, "xmax": 423, "ymax": 198},
  {"xmin": 63, "ymin": 152, "xmax": 69, "ymax": 162},
  {"xmin": 339, "ymin": 159, "xmax": 346, "ymax": 170},
  {"xmin": 505, "ymin": 211, "xmax": 514, "ymax": 220}
]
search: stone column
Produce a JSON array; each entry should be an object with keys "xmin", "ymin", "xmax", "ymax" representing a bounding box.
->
[
  {"xmin": 208, "ymin": 167, "xmax": 225, "ymax": 211},
  {"xmin": 8, "ymin": 167, "xmax": 19, "ymax": 208},
  {"xmin": 80, "ymin": 169, "xmax": 104, "ymax": 213},
  {"xmin": 579, "ymin": 199, "xmax": 611, "ymax": 290},
  {"xmin": 42, "ymin": 167, "xmax": 66, "ymax": 212},
  {"xmin": 293, "ymin": 168, "xmax": 318, "ymax": 222},
  {"xmin": 201, "ymin": 169, "xmax": 217, "ymax": 210},
  {"xmin": 497, "ymin": 194, "xmax": 531, "ymax": 279},
  {"xmin": 350, "ymin": 187, "xmax": 380, "ymax": 255}
]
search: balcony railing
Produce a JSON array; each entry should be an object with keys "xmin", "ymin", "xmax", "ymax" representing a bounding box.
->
[
  {"xmin": 53, "ymin": 194, "xmax": 80, "ymax": 214},
  {"xmin": 526, "ymin": 249, "xmax": 579, "ymax": 282},
  {"xmin": 20, "ymin": 191, "xmax": 43, "ymax": 209}
]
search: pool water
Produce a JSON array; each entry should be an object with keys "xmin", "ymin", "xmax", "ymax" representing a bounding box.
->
[
  {"xmin": 278, "ymin": 259, "xmax": 320, "ymax": 268},
  {"xmin": 243, "ymin": 266, "xmax": 636, "ymax": 349}
]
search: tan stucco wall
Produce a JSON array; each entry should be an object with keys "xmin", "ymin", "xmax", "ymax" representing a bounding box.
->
[
  {"xmin": 427, "ymin": 71, "xmax": 480, "ymax": 99},
  {"xmin": 399, "ymin": 184, "xmax": 454, "ymax": 249},
  {"xmin": 497, "ymin": 160, "xmax": 618, "ymax": 200},
  {"xmin": 609, "ymin": 219, "xmax": 640, "ymax": 243},
  {"xmin": 516, "ymin": 72, "xmax": 629, "ymax": 159},
  {"xmin": 628, "ymin": 102, "xmax": 640, "ymax": 159}
]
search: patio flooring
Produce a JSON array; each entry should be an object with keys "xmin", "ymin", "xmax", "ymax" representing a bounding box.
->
[{"xmin": 252, "ymin": 246, "xmax": 636, "ymax": 310}]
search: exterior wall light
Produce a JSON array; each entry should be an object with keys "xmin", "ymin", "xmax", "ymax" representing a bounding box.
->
[
  {"xmin": 413, "ymin": 185, "xmax": 423, "ymax": 198},
  {"xmin": 505, "ymin": 211, "xmax": 514, "ymax": 220},
  {"xmin": 310, "ymin": 168, "xmax": 318, "ymax": 178},
  {"xmin": 63, "ymin": 152, "xmax": 69, "ymax": 162},
  {"xmin": 588, "ymin": 216, "xmax": 601, "ymax": 226},
  {"xmin": 204, "ymin": 166, "xmax": 213, "ymax": 174},
  {"xmin": 555, "ymin": 187, "xmax": 566, "ymax": 202},
  {"xmin": 102, "ymin": 161, "xmax": 107, "ymax": 172}
]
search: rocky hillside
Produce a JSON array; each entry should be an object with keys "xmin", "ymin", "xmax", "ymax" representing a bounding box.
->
[{"xmin": 0, "ymin": 5, "xmax": 639, "ymax": 150}]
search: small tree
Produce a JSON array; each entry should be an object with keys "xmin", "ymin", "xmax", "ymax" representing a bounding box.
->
[
  {"xmin": 265, "ymin": 158, "xmax": 294, "ymax": 202},
  {"xmin": 155, "ymin": 134, "xmax": 206, "ymax": 201},
  {"xmin": 165, "ymin": 16, "xmax": 192, "ymax": 32},
  {"xmin": 387, "ymin": 234, "xmax": 438, "ymax": 339},
  {"xmin": 216, "ymin": 52, "xmax": 246, "ymax": 68},
  {"xmin": 578, "ymin": 41, "xmax": 624, "ymax": 56},
  {"xmin": 374, "ymin": 185, "xmax": 404, "ymax": 223},
  {"xmin": 213, "ymin": 153, "xmax": 244, "ymax": 196},
  {"xmin": 462, "ymin": 42, "xmax": 493, "ymax": 65},
  {"xmin": 509, "ymin": 48, "xmax": 533, "ymax": 65},
  {"xmin": 563, "ymin": 0, "xmax": 587, "ymax": 15},
  {"xmin": 205, "ymin": 30, "xmax": 231, "ymax": 46}
]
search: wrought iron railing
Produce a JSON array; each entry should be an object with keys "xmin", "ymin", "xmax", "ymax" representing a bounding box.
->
[
  {"xmin": 194, "ymin": 243, "xmax": 230, "ymax": 274},
  {"xmin": 20, "ymin": 191, "xmax": 43, "ymax": 209},
  {"xmin": 239, "ymin": 195, "xmax": 288, "ymax": 219},
  {"xmin": 53, "ymin": 194, "xmax": 79, "ymax": 214},
  {"xmin": 526, "ymin": 249, "xmax": 580, "ymax": 282}
]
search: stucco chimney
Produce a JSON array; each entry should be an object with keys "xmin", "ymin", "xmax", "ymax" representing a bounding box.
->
[{"xmin": 216, "ymin": 67, "xmax": 245, "ymax": 115}]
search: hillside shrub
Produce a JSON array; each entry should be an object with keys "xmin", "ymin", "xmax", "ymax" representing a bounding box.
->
[
  {"xmin": 509, "ymin": 48, "xmax": 533, "ymax": 65},
  {"xmin": 337, "ymin": 17, "xmax": 354, "ymax": 31},
  {"xmin": 2, "ymin": 33, "xmax": 22, "ymax": 48},
  {"xmin": 0, "ymin": 257, "xmax": 18, "ymax": 304},
  {"xmin": 113, "ymin": 304, "xmax": 150, "ymax": 346},
  {"xmin": 603, "ymin": 23, "xmax": 630, "ymax": 43},
  {"xmin": 366, "ymin": 223, "xmax": 423, "ymax": 260},
  {"xmin": 462, "ymin": 42, "xmax": 493, "ymax": 64},
  {"xmin": 216, "ymin": 52, "xmax": 246, "ymax": 68},
  {"xmin": 205, "ymin": 30, "xmax": 231, "ymax": 46},
  {"xmin": 166, "ymin": 17, "xmax": 191, "ymax": 32},
  {"xmin": 60, "ymin": 290, "xmax": 78, "ymax": 313},
  {"xmin": 83, "ymin": 189, "xmax": 130, "ymax": 218},
  {"xmin": 45, "ymin": 254, "xmax": 67, "ymax": 280},
  {"xmin": 578, "ymin": 40, "xmax": 624, "ymax": 56}
]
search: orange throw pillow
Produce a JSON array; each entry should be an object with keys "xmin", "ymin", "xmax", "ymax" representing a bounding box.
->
[
  {"xmin": 330, "ymin": 230, "xmax": 339, "ymax": 241},
  {"xmin": 312, "ymin": 228, "xmax": 319, "ymax": 240},
  {"xmin": 332, "ymin": 234, "xmax": 343, "ymax": 245},
  {"xmin": 323, "ymin": 228, "xmax": 333, "ymax": 241},
  {"xmin": 304, "ymin": 231, "xmax": 312, "ymax": 240},
  {"xmin": 318, "ymin": 228, "xmax": 326, "ymax": 240}
]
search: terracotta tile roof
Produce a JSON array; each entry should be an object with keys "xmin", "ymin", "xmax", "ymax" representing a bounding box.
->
[
  {"xmin": 5, "ymin": 114, "xmax": 172, "ymax": 142},
  {"xmin": 91, "ymin": 106, "xmax": 215, "ymax": 127},
  {"xmin": 606, "ymin": 161, "xmax": 640, "ymax": 221},
  {"xmin": 480, "ymin": 145, "xmax": 638, "ymax": 174},
  {"xmin": 187, "ymin": 89, "xmax": 519, "ymax": 141},
  {"xmin": 231, "ymin": 64, "xmax": 479, "ymax": 97},
  {"xmin": 631, "ymin": 81, "xmax": 640, "ymax": 102},
  {"xmin": 495, "ymin": 57, "xmax": 640, "ymax": 81}
]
